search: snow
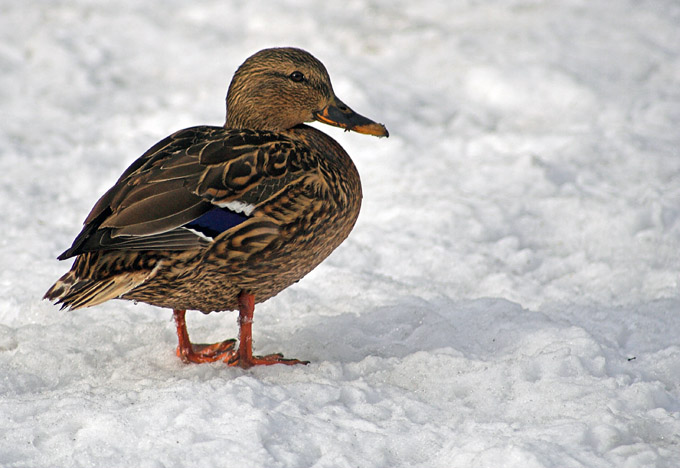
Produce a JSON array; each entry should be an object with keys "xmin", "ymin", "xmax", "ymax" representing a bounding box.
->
[{"xmin": 1, "ymin": 0, "xmax": 680, "ymax": 466}]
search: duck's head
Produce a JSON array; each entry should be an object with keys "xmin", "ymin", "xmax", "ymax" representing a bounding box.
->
[{"xmin": 225, "ymin": 47, "xmax": 388, "ymax": 137}]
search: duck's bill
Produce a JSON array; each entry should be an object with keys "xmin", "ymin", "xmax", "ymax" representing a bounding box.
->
[{"xmin": 314, "ymin": 97, "xmax": 389, "ymax": 137}]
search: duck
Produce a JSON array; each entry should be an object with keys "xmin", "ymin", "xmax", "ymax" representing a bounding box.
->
[{"xmin": 44, "ymin": 47, "xmax": 388, "ymax": 368}]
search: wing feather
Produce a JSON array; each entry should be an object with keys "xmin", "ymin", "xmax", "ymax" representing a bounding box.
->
[{"xmin": 58, "ymin": 126, "xmax": 315, "ymax": 259}]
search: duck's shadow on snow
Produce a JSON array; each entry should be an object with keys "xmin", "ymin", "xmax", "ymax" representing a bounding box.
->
[{"xmin": 288, "ymin": 296, "xmax": 554, "ymax": 363}]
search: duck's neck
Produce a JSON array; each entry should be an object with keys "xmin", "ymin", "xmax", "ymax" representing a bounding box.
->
[{"xmin": 224, "ymin": 106, "xmax": 292, "ymax": 132}]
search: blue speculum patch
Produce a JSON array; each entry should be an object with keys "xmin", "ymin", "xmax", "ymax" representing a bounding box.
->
[{"xmin": 184, "ymin": 207, "xmax": 249, "ymax": 239}]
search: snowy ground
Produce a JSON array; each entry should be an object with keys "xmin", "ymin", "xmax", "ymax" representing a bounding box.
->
[{"xmin": 1, "ymin": 0, "xmax": 679, "ymax": 466}]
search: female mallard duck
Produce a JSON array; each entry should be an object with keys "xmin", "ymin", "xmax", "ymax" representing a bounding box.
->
[{"xmin": 44, "ymin": 47, "xmax": 388, "ymax": 368}]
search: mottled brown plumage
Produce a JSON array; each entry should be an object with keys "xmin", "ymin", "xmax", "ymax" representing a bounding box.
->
[{"xmin": 44, "ymin": 47, "xmax": 388, "ymax": 367}]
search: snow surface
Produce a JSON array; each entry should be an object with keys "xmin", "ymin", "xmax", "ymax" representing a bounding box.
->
[{"xmin": 1, "ymin": 0, "xmax": 680, "ymax": 467}]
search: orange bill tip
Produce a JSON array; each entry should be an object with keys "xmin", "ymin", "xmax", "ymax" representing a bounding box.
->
[{"xmin": 352, "ymin": 122, "xmax": 389, "ymax": 138}]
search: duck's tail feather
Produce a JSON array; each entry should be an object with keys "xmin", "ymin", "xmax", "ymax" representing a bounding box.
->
[
  {"xmin": 43, "ymin": 269, "xmax": 149, "ymax": 310},
  {"xmin": 43, "ymin": 270, "xmax": 78, "ymax": 306}
]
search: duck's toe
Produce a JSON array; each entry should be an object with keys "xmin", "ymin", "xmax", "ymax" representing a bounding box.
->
[
  {"xmin": 176, "ymin": 339, "xmax": 237, "ymax": 364},
  {"xmin": 227, "ymin": 352, "xmax": 309, "ymax": 369}
]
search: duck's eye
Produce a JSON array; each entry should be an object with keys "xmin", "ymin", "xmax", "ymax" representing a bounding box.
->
[{"xmin": 289, "ymin": 71, "xmax": 305, "ymax": 82}]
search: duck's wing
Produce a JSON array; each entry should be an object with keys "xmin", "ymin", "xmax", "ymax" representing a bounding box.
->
[{"xmin": 58, "ymin": 126, "xmax": 314, "ymax": 260}]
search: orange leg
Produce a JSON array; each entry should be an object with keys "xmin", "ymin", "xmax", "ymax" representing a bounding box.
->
[
  {"xmin": 227, "ymin": 291, "xmax": 308, "ymax": 369},
  {"xmin": 173, "ymin": 309, "xmax": 236, "ymax": 363}
]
